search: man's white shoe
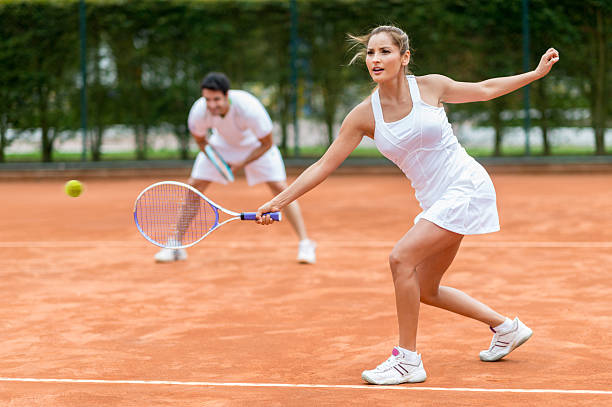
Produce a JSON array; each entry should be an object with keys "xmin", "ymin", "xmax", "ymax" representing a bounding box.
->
[
  {"xmin": 297, "ymin": 239, "xmax": 316, "ymax": 264},
  {"xmin": 154, "ymin": 247, "xmax": 188, "ymax": 263},
  {"xmin": 480, "ymin": 317, "xmax": 533, "ymax": 362},
  {"xmin": 361, "ymin": 347, "xmax": 427, "ymax": 385}
]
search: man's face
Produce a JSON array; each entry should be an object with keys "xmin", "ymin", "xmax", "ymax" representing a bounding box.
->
[{"xmin": 202, "ymin": 88, "xmax": 230, "ymax": 116}]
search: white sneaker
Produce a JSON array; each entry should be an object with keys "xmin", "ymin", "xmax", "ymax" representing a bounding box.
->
[
  {"xmin": 154, "ymin": 247, "xmax": 187, "ymax": 263},
  {"xmin": 297, "ymin": 239, "xmax": 316, "ymax": 264},
  {"xmin": 480, "ymin": 317, "xmax": 533, "ymax": 362},
  {"xmin": 361, "ymin": 347, "xmax": 427, "ymax": 385}
]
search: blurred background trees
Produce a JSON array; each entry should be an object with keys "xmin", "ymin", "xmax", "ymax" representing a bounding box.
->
[{"xmin": 0, "ymin": 0, "xmax": 609, "ymax": 162}]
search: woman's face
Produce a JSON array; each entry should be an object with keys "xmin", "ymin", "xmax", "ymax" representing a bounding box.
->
[{"xmin": 365, "ymin": 32, "xmax": 409, "ymax": 83}]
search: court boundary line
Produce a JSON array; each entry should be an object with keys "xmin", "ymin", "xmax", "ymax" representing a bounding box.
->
[
  {"xmin": 0, "ymin": 377, "xmax": 611, "ymax": 394},
  {"xmin": 1, "ymin": 240, "xmax": 612, "ymax": 248}
]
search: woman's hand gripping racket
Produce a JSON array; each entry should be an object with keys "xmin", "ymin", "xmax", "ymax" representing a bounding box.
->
[{"xmin": 134, "ymin": 181, "xmax": 281, "ymax": 249}]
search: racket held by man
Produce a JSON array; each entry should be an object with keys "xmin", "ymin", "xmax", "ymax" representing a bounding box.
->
[
  {"xmin": 134, "ymin": 181, "xmax": 281, "ymax": 249},
  {"xmin": 204, "ymin": 144, "xmax": 235, "ymax": 182}
]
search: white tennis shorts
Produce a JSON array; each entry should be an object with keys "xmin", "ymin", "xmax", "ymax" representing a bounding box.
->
[{"xmin": 190, "ymin": 145, "xmax": 286, "ymax": 186}]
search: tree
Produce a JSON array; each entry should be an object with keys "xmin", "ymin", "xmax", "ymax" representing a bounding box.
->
[
  {"xmin": 555, "ymin": 0, "xmax": 610, "ymax": 154},
  {"xmin": 1, "ymin": 2, "xmax": 80, "ymax": 162}
]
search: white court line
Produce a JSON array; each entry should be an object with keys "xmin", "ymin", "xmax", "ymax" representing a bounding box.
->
[
  {"xmin": 0, "ymin": 241, "xmax": 611, "ymax": 248},
  {"xmin": 0, "ymin": 377, "xmax": 611, "ymax": 394}
]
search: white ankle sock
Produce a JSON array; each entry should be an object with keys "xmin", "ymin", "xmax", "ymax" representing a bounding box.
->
[
  {"xmin": 493, "ymin": 317, "xmax": 513, "ymax": 333},
  {"xmin": 396, "ymin": 346, "xmax": 419, "ymax": 362}
]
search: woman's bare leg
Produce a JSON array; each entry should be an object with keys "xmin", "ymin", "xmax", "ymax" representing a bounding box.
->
[
  {"xmin": 416, "ymin": 241, "xmax": 506, "ymax": 326},
  {"xmin": 389, "ymin": 220, "xmax": 463, "ymax": 350}
]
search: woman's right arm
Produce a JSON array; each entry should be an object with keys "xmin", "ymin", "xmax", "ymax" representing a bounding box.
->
[{"xmin": 256, "ymin": 101, "xmax": 373, "ymax": 223}]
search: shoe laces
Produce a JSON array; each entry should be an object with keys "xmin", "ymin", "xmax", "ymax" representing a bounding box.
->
[{"xmin": 375, "ymin": 355, "xmax": 400, "ymax": 371}]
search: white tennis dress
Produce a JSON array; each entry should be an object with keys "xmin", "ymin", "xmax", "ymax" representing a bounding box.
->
[{"xmin": 372, "ymin": 75, "xmax": 499, "ymax": 235}]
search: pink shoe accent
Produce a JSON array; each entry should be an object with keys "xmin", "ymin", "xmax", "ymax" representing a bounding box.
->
[{"xmin": 392, "ymin": 348, "xmax": 400, "ymax": 356}]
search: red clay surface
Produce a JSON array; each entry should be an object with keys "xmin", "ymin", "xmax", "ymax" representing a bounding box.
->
[{"xmin": 0, "ymin": 171, "xmax": 611, "ymax": 406}]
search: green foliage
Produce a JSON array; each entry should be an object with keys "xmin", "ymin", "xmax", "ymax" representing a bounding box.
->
[
  {"xmin": 0, "ymin": 0, "xmax": 608, "ymax": 162},
  {"xmin": 0, "ymin": 1, "xmax": 81, "ymax": 161}
]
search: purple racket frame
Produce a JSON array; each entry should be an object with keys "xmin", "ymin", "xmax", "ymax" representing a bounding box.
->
[{"xmin": 133, "ymin": 181, "xmax": 281, "ymax": 249}]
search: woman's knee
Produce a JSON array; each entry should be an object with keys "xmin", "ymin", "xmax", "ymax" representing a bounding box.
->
[
  {"xmin": 388, "ymin": 249, "xmax": 417, "ymax": 282},
  {"xmin": 419, "ymin": 288, "xmax": 439, "ymax": 305}
]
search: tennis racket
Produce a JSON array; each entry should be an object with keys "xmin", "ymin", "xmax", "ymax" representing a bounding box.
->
[
  {"xmin": 205, "ymin": 144, "xmax": 234, "ymax": 182},
  {"xmin": 134, "ymin": 181, "xmax": 281, "ymax": 249}
]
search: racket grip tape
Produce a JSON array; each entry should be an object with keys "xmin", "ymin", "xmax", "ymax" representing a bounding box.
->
[{"xmin": 241, "ymin": 212, "xmax": 282, "ymax": 222}]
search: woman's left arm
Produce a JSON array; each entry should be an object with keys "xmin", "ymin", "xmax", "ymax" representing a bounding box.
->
[{"xmin": 436, "ymin": 48, "xmax": 559, "ymax": 104}]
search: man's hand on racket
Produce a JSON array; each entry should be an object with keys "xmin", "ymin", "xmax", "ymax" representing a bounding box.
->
[
  {"xmin": 256, "ymin": 200, "xmax": 282, "ymax": 225},
  {"xmin": 534, "ymin": 48, "xmax": 559, "ymax": 79},
  {"xmin": 194, "ymin": 134, "xmax": 209, "ymax": 152}
]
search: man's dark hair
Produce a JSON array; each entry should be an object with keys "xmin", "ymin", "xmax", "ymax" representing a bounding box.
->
[{"xmin": 200, "ymin": 72, "xmax": 231, "ymax": 94}]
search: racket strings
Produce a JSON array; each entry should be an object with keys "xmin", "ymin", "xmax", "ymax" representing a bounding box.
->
[{"xmin": 136, "ymin": 183, "xmax": 217, "ymax": 247}]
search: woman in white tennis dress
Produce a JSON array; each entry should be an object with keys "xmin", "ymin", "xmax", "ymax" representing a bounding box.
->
[
  {"xmin": 256, "ymin": 25, "xmax": 559, "ymax": 385},
  {"xmin": 372, "ymin": 75, "xmax": 500, "ymax": 235}
]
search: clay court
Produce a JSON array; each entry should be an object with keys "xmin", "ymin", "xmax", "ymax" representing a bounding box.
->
[{"xmin": 0, "ymin": 169, "xmax": 611, "ymax": 406}]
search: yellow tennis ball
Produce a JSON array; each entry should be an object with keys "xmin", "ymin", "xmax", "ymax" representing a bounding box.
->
[{"xmin": 65, "ymin": 179, "xmax": 83, "ymax": 198}]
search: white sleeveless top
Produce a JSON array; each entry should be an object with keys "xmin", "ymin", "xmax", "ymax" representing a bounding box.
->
[{"xmin": 372, "ymin": 75, "xmax": 499, "ymax": 235}]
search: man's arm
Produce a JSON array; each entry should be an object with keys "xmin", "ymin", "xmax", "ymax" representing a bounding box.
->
[
  {"xmin": 192, "ymin": 133, "xmax": 209, "ymax": 152},
  {"xmin": 231, "ymin": 133, "xmax": 273, "ymax": 171}
]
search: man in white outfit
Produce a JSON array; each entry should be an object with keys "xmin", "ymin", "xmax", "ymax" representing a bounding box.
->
[{"xmin": 155, "ymin": 72, "xmax": 316, "ymax": 264}]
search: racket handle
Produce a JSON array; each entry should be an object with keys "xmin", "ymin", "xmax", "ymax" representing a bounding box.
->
[{"xmin": 241, "ymin": 212, "xmax": 282, "ymax": 222}]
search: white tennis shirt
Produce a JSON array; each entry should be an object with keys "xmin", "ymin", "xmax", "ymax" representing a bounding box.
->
[{"xmin": 188, "ymin": 90, "xmax": 274, "ymax": 151}]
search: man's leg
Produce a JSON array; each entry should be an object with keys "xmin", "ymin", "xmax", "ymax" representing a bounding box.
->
[
  {"xmin": 266, "ymin": 180, "xmax": 307, "ymax": 240},
  {"xmin": 154, "ymin": 178, "xmax": 211, "ymax": 263},
  {"xmin": 266, "ymin": 180, "xmax": 316, "ymax": 264}
]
